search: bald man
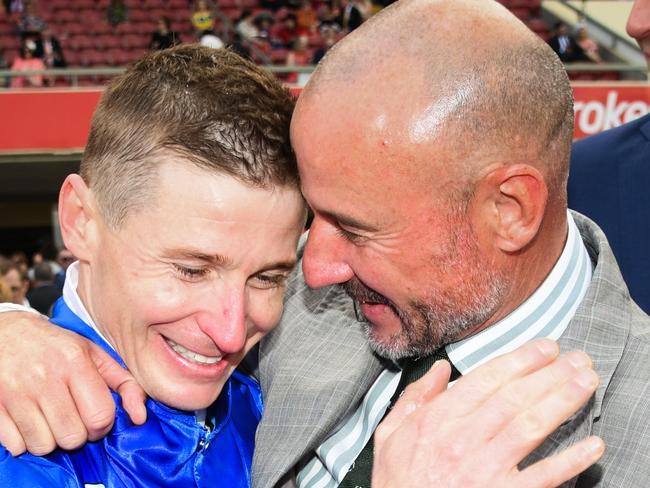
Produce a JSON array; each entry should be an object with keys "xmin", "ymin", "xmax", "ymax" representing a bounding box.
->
[
  {"xmin": 568, "ymin": 0, "xmax": 650, "ymax": 314},
  {"xmin": 1, "ymin": 0, "xmax": 649, "ymax": 487}
]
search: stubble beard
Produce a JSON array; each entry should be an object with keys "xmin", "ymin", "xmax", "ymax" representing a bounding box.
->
[{"xmin": 344, "ymin": 221, "xmax": 510, "ymax": 362}]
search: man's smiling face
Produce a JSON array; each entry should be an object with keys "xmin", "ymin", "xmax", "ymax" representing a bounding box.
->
[{"xmin": 79, "ymin": 160, "xmax": 305, "ymax": 410}]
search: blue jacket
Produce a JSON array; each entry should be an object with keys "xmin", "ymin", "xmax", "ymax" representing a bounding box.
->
[
  {"xmin": 569, "ymin": 113, "xmax": 650, "ymax": 314},
  {"xmin": 0, "ymin": 298, "xmax": 263, "ymax": 487}
]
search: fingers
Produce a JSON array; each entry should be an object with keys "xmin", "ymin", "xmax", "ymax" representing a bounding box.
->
[
  {"xmin": 473, "ymin": 350, "xmax": 595, "ymax": 442},
  {"xmin": 515, "ymin": 436, "xmax": 605, "ymax": 488},
  {"xmin": 6, "ymin": 399, "xmax": 57, "ymax": 456},
  {"xmin": 489, "ymin": 361, "xmax": 599, "ymax": 466},
  {"xmin": 118, "ymin": 382, "xmax": 148, "ymax": 426},
  {"xmin": 88, "ymin": 343, "xmax": 147, "ymax": 426},
  {"xmin": 0, "ymin": 407, "xmax": 26, "ymax": 456},
  {"xmin": 38, "ymin": 385, "xmax": 88, "ymax": 451},
  {"xmin": 442, "ymin": 338, "xmax": 560, "ymax": 418},
  {"xmin": 377, "ymin": 360, "xmax": 450, "ymax": 443}
]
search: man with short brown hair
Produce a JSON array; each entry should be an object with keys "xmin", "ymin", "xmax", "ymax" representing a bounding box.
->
[{"xmin": 0, "ymin": 44, "xmax": 306, "ymax": 487}]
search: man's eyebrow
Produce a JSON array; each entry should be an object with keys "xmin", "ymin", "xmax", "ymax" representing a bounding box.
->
[
  {"xmin": 163, "ymin": 249, "xmax": 232, "ymax": 266},
  {"xmin": 257, "ymin": 259, "xmax": 298, "ymax": 273},
  {"xmin": 320, "ymin": 210, "xmax": 379, "ymax": 233}
]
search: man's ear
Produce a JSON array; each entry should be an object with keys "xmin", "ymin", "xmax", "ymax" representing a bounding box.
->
[
  {"xmin": 58, "ymin": 174, "xmax": 99, "ymax": 261},
  {"xmin": 473, "ymin": 164, "xmax": 548, "ymax": 253}
]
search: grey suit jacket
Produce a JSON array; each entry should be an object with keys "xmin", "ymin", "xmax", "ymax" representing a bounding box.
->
[{"xmin": 253, "ymin": 213, "xmax": 650, "ymax": 488}]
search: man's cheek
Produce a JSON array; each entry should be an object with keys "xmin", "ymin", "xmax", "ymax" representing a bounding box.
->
[
  {"xmin": 251, "ymin": 293, "xmax": 285, "ymax": 333},
  {"xmin": 139, "ymin": 285, "xmax": 195, "ymax": 325}
]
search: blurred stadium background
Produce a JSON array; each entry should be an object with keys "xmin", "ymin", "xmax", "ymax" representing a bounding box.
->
[{"xmin": 0, "ymin": 0, "xmax": 648, "ymax": 258}]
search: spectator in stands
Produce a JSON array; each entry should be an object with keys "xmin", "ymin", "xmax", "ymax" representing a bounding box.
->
[
  {"xmin": 548, "ymin": 22, "xmax": 584, "ymax": 62},
  {"xmin": 254, "ymin": 13, "xmax": 275, "ymax": 46},
  {"xmin": 575, "ymin": 27, "xmax": 601, "ymax": 63},
  {"xmin": 568, "ymin": 0, "xmax": 650, "ymax": 313},
  {"xmin": 259, "ymin": 0, "xmax": 285, "ymax": 13},
  {"xmin": 191, "ymin": 0, "xmax": 214, "ymax": 33},
  {"xmin": 286, "ymin": 34, "xmax": 310, "ymax": 83},
  {"xmin": 338, "ymin": 0, "xmax": 363, "ymax": 32},
  {"xmin": 107, "ymin": 0, "xmax": 128, "ymax": 27},
  {"xmin": 317, "ymin": 4, "xmax": 341, "ymax": 32},
  {"xmin": 236, "ymin": 9, "xmax": 259, "ymax": 40},
  {"xmin": 198, "ymin": 29, "xmax": 224, "ymax": 49},
  {"xmin": 296, "ymin": 0, "xmax": 318, "ymax": 33},
  {"xmin": 149, "ymin": 16, "xmax": 180, "ymax": 51},
  {"xmin": 34, "ymin": 27, "xmax": 66, "ymax": 69},
  {"xmin": 0, "ymin": 279, "xmax": 11, "ymax": 304},
  {"xmin": 17, "ymin": 0, "xmax": 44, "ymax": 40},
  {"xmin": 228, "ymin": 32, "xmax": 251, "ymax": 59},
  {"xmin": 54, "ymin": 248, "xmax": 74, "ymax": 291},
  {"xmin": 10, "ymin": 252, "xmax": 29, "ymax": 277},
  {"xmin": 275, "ymin": 13, "xmax": 298, "ymax": 48},
  {"xmin": 312, "ymin": 24, "xmax": 337, "ymax": 64},
  {"xmin": 10, "ymin": 40, "xmax": 45, "ymax": 88},
  {"xmin": 0, "ymin": 259, "xmax": 30, "ymax": 307},
  {"xmin": 26, "ymin": 262, "xmax": 61, "ymax": 316},
  {"xmin": 4, "ymin": 0, "xmax": 22, "ymax": 14},
  {"xmin": 0, "ymin": 50, "xmax": 9, "ymax": 88}
]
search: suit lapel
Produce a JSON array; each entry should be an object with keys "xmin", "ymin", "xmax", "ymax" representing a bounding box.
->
[
  {"xmin": 253, "ymin": 266, "xmax": 384, "ymax": 488},
  {"xmin": 522, "ymin": 213, "xmax": 630, "ymax": 474}
]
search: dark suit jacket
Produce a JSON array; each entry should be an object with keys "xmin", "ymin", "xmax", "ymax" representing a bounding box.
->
[
  {"xmin": 26, "ymin": 284, "xmax": 62, "ymax": 316},
  {"xmin": 34, "ymin": 37, "xmax": 66, "ymax": 68},
  {"xmin": 548, "ymin": 34, "xmax": 587, "ymax": 62},
  {"xmin": 569, "ymin": 113, "xmax": 650, "ymax": 314},
  {"xmin": 338, "ymin": 5, "xmax": 362, "ymax": 32}
]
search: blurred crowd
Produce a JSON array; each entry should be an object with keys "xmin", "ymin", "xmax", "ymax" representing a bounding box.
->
[
  {"xmin": 0, "ymin": 247, "xmax": 74, "ymax": 316},
  {"xmin": 548, "ymin": 21, "xmax": 602, "ymax": 64},
  {"xmin": 0, "ymin": 0, "xmax": 386, "ymax": 87}
]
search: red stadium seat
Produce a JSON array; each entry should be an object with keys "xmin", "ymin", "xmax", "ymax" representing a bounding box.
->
[
  {"xmin": 144, "ymin": 0, "xmax": 167, "ymax": 8},
  {"xmin": 64, "ymin": 50, "xmax": 81, "ymax": 66},
  {"xmin": 0, "ymin": 22, "xmax": 15, "ymax": 36},
  {"xmin": 57, "ymin": 10, "xmax": 78, "ymax": 23},
  {"xmin": 64, "ymin": 22, "xmax": 87, "ymax": 36},
  {"xmin": 107, "ymin": 48, "xmax": 131, "ymax": 66},
  {"xmin": 51, "ymin": 0, "xmax": 71, "ymax": 11},
  {"xmin": 87, "ymin": 50, "xmax": 109, "ymax": 67},
  {"xmin": 270, "ymin": 48, "xmax": 289, "ymax": 63},
  {"xmin": 116, "ymin": 22, "xmax": 141, "ymax": 35},
  {"xmin": 70, "ymin": 35, "xmax": 96, "ymax": 51},
  {"xmin": 94, "ymin": 22, "xmax": 114, "ymax": 35},
  {"xmin": 129, "ymin": 9, "xmax": 150, "ymax": 23},
  {"xmin": 98, "ymin": 34, "xmax": 121, "ymax": 50},
  {"xmin": 0, "ymin": 35, "xmax": 19, "ymax": 50}
]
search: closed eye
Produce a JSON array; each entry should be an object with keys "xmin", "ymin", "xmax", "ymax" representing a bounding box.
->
[
  {"xmin": 173, "ymin": 264, "xmax": 210, "ymax": 281},
  {"xmin": 250, "ymin": 273, "xmax": 289, "ymax": 289},
  {"xmin": 335, "ymin": 226, "xmax": 365, "ymax": 243}
]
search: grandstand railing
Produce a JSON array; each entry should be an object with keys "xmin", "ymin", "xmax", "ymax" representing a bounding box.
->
[{"xmin": 1, "ymin": 63, "xmax": 646, "ymax": 87}]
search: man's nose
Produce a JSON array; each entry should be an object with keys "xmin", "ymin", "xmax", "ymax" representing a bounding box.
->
[
  {"xmin": 302, "ymin": 215, "xmax": 354, "ymax": 288},
  {"xmin": 626, "ymin": 0, "xmax": 650, "ymax": 43},
  {"xmin": 197, "ymin": 287, "xmax": 247, "ymax": 354}
]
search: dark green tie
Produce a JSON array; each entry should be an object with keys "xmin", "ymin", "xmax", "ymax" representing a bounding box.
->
[{"xmin": 338, "ymin": 347, "xmax": 461, "ymax": 488}]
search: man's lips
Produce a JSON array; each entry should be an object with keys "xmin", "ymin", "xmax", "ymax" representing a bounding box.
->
[
  {"xmin": 163, "ymin": 338, "xmax": 222, "ymax": 365},
  {"xmin": 358, "ymin": 301, "xmax": 395, "ymax": 323}
]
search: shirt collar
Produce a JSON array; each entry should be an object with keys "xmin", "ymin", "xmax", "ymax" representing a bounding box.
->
[
  {"xmin": 63, "ymin": 261, "xmax": 115, "ymax": 352},
  {"xmin": 446, "ymin": 211, "xmax": 593, "ymax": 375}
]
